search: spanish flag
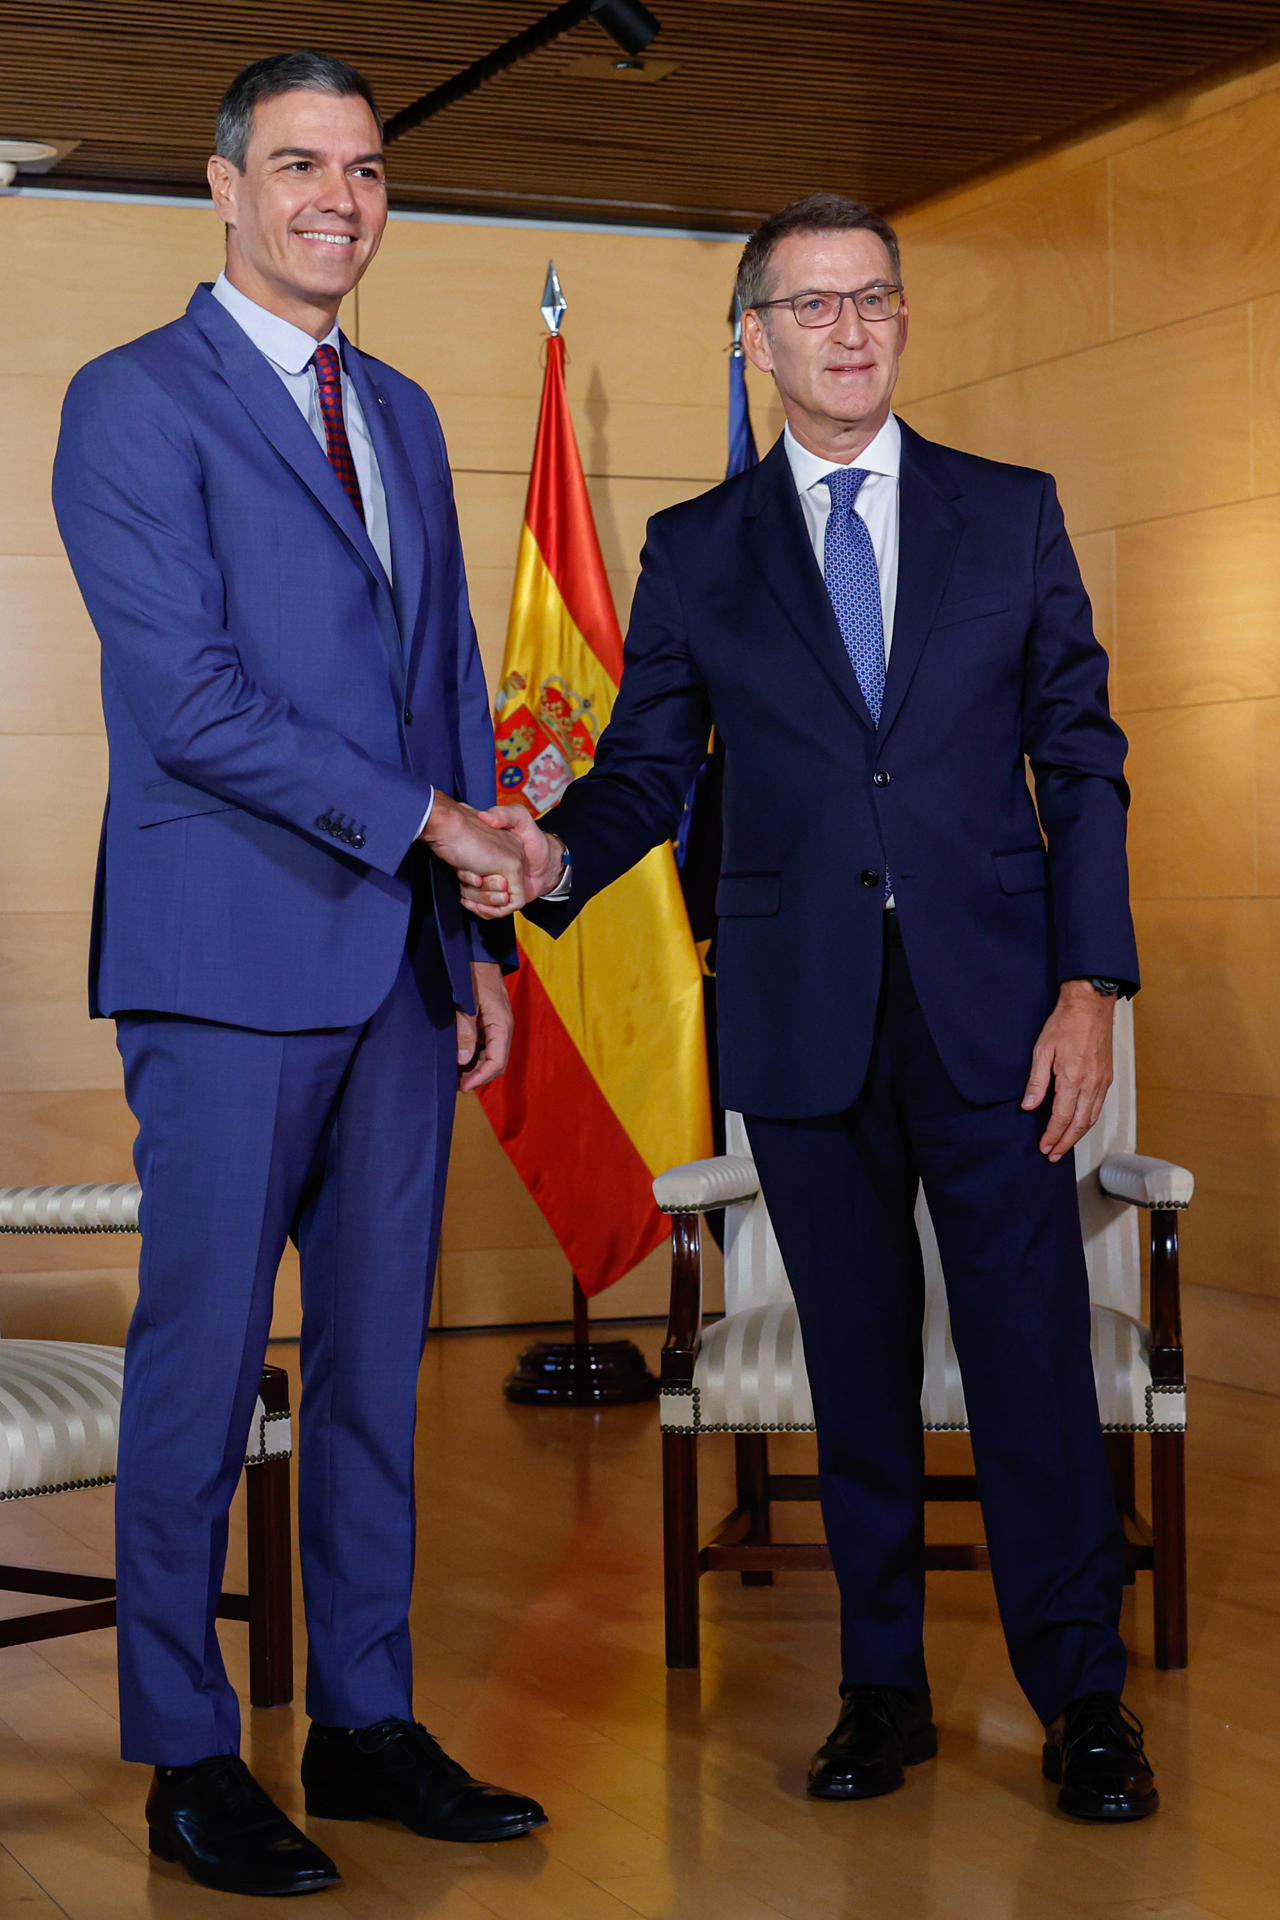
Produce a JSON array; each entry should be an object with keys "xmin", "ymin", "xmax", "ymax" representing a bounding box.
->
[{"xmin": 478, "ymin": 332, "xmax": 712, "ymax": 1295}]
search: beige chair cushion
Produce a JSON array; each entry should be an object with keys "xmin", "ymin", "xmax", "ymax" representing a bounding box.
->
[
  {"xmin": 660, "ymin": 1300, "xmax": 1185, "ymax": 1436},
  {"xmin": 0, "ymin": 1340, "xmax": 290, "ymax": 1500}
]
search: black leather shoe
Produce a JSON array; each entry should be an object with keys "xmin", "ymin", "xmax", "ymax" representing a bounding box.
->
[
  {"xmin": 806, "ymin": 1685, "xmax": 937, "ymax": 1800},
  {"xmin": 147, "ymin": 1754, "xmax": 341, "ymax": 1896},
  {"xmin": 1042, "ymin": 1691, "xmax": 1159, "ymax": 1821},
  {"xmin": 301, "ymin": 1718, "xmax": 547, "ymax": 1842}
]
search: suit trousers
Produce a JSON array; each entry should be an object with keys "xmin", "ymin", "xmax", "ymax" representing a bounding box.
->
[
  {"xmin": 744, "ymin": 913, "xmax": 1127, "ymax": 1725},
  {"xmin": 112, "ymin": 911, "xmax": 458, "ymax": 1765}
]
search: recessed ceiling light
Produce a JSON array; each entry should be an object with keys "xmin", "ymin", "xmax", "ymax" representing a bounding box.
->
[
  {"xmin": 558, "ymin": 54, "xmax": 680, "ymax": 82},
  {"xmin": 0, "ymin": 138, "xmax": 59, "ymax": 164}
]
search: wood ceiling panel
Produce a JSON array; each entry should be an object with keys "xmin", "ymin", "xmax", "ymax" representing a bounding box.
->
[{"xmin": 3, "ymin": 1, "xmax": 1280, "ymax": 228}]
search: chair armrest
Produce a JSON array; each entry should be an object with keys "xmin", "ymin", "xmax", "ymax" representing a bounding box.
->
[
  {"xmin": 0, "ymin": 1182, "xmax": 141, "ymax": 1233},
  {"xmin": 661, "ymin": 1217, "xmax": 704, "ymax": 1386},
  {"xmin": 1099, "ymin": 1153, "xmax": 1193, "ymax": 1210},
  {"xmin": 652, "ymin": 1154, "xmax": 759, "ymax": 1216},
  {"xmin": 1148, "ymin": 1210, "xmax": 1184, "ymax": 1377}
]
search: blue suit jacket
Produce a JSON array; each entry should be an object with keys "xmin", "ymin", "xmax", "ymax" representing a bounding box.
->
[
  {"xmin": 53, "ymin": 285, "xmax": 511, "ymax": 1031},
  {"xmin": 530, "ymin": 422, "xmax": 1138, "ymax": 1116}
]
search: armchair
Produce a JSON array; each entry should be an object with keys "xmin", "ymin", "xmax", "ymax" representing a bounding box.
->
[
  {"xmin": 655, "ymin": 1000, "xmax": 1190, "ymax": 1672},
  {"xmin": 0, "ymin": 1181, "xmax": 295, "ymax": 1708}
]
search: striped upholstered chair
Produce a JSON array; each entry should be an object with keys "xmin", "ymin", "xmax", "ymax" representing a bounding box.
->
[
  {"xmin": 655, "ymin": 1000, "xmax": 1191, "ymax": 1672},
  {"xmin": 0, "ymin": 1181, "xmax": 294, "ymax": 1707}
]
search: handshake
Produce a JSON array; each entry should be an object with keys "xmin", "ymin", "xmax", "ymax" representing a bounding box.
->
[{"xmin": 418, "ymin": 793, "xmax": 564, "ymax": 919}]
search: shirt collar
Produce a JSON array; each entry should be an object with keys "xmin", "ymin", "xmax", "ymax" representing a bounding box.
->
[
  {"xmin": 784, "ymin": 412, "xmax": 901, "ymax": 496},
  {"xmin": 211, "ymin": 270, "xmax": 341, "ymax": 375}
]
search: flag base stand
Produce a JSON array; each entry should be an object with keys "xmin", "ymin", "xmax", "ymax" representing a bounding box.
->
[{"xmin": 503, "ymin": 1278, "xmax": 658, "ymax": 1407}]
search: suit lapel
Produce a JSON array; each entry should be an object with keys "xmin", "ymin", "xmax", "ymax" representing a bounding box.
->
[
  {"xmin": 744, "ymin": 440, "xmax": 875, "ymax": 732},
  {"xmin": 343, "ymin": 341, "xmax": 428, "ymax": 658},
  {"xmin": 879, "ymin": 419, "xmax": 962, "ymax": 741},
  {"xmin": 185, "ymin": 287, "xmax": 393, "ymax": 607}
]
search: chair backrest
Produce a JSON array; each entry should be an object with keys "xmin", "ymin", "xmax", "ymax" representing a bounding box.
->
[
  {"xmin": 722, "ymin": 999, "xmax": 1142, "ymax": 1327},
  {"xmin": 721, "ymin": 1112, "xmax": 792, "ymax": 1315}
]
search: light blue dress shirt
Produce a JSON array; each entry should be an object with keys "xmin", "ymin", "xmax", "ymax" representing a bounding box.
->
[{"xmin": 211, "ymin": 271, "xmax": 393, "ymax": 585}]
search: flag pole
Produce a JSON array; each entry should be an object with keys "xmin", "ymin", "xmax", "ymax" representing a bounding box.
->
[{"xmin": 502, "ymin": 260, "xmax": 659, "ymax": 1408}]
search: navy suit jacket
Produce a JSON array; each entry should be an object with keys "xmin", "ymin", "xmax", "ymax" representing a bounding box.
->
[
  {"xmin": 53, "ymin": 285, "xmax": 511, "ymax": 1031},
  {"xmin": 530, "ymin": 421, "xmax": 1138, "ymax": 1116}
]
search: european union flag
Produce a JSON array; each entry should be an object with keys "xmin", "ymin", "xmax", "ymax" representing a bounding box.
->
[{"xmin": 674, "ymin": 327, "xmax": 759, "ymax": 1237}]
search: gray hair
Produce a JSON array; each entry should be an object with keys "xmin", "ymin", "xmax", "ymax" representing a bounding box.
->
[
  {"xmin": 736, "ymin": 192, "xmax": 902, "ymax": 312},
  {"xmin": 214, "ymin": 50, "xmax": 381, "ymax": 171}
]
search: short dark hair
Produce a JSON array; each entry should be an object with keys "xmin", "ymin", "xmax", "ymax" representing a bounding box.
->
[
  {"xmin": 214, "ymin": 50, "xmax": 381, "ymax": 171},
  {"xmin": 736, "ymin": 192, "xmax": 902, "ymax": 311}
]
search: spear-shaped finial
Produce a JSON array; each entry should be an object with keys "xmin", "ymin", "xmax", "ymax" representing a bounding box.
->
[
  {"xmin": 727, "ymin": 290, "xmax": 744, "ymax": 356},
  {"xmin": 541, "ymin": 260, "xmax": 567, "ymax": 335}
]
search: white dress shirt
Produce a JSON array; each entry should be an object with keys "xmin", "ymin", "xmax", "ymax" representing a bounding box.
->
[
  {"xmin": 211, "ymin": 272, "xmax": 393, "ymax": 585},
  {"xmin": 783, "ymin": 411, "xmax": 901, "ymax": 660}
]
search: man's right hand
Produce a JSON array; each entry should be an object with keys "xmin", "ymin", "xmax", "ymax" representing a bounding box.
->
[
  {"xmin": 456, "ymin": 805, "xmax": 564, "ymax": 919},
  {"xmin": 419, "ymin": 793, "xmax": 529, "ymax": 911}
]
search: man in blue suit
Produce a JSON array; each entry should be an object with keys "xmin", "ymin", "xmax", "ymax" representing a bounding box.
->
[
  {"xmin": 53, "ymin": 51, "xmax": 544, "ymax": 1898},
  {"xmin": 470, "ymin": 194, "xmax": 1158, "ymax": 1822}
]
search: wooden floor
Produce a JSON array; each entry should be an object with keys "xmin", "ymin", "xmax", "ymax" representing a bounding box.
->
[{"xmin": 1, "ymin": 1324, "xmax": 1277, "ymax": 1920}]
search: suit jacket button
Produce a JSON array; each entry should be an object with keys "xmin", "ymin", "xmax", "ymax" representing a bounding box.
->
[
  {"xmin": 403, "ymin": 706, "xmax": 414, "ymax": 725},
  {"xmin": 872, "ymin": 769, "xmax": 891, "ymax": 787},
  {"xmin": 860, "ymin": 869, "xmax": 880, "ymax": 887}
]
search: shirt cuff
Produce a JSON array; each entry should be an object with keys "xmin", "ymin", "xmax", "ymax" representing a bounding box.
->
[
  {"xmin": 543, "ymin": 845, "xmax": 572, "ymax": 901},
  {"xmin": 415, "ymin": 788, "xmax": 435, "ymax": 840}
]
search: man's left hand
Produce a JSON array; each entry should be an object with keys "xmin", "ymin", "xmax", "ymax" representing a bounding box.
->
[
  {"xmin": 1021, "ymin": 980, "xmax": 1117, "ymax": 1163},
  {"xmin": 455, "ymin": 961, "xmax": 513, "ymax": 1092}
]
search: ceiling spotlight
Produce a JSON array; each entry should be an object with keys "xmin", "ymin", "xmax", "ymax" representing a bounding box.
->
[
  {"xmin": 0, "ymin": 137, "xmax": 59, "ymax": 165},
  {"xmin": 589, "ymin": 0, "xmax": 661, "ymax": 58}
]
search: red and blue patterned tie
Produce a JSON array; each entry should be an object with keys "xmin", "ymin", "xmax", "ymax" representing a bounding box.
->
[{"xmin": 311, "ymin": 343, "xmax": 365, "ymax": 524}]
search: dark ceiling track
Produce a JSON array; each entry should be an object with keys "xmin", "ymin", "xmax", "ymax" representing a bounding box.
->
[{"xmin": 383, "ymin": 0, "xmax": 660, "ymax": 144}]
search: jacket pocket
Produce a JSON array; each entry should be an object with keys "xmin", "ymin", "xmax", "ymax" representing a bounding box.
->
[
  {"xmin": 138, "ymin": 776, "xmax": 238, "ymax": 827},
  {"xmin": 715, "ymin": 873, "xmax": 781, "ymax": 917},
  {"xmin": 993, "ymin": 846, "xmax": 1049, "ymax": 894},
  {"xmin": 933, "ymin": 594, "xmax": 1009, "ymax": 628}
]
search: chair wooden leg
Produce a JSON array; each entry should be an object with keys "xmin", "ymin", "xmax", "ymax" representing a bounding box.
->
[
  {"xmin": 1151, "ymin": 1430, "xmax": 1188, "ymax": 1670},
  {"xmin": 735, "ymin": 1433, "xmax": 774, "ymax": 1587},
  {"xmin": 244, "ymin": 1364, "xmax": 294, "ymax": 1708},
  {"xmin": 662, "ymin": 1431, "xmax": 700, "ymax": 1669},
  {"xmin": 245, "ymin": 1451, "xmax": 293, "ymax": 1707}
]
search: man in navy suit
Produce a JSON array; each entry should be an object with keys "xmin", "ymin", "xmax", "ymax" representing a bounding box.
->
[
  {"xmin": 54, "ymin": 52, "xmax": 544, "ymax": 1897},
  {"xmin": 469, "ymin": 194, "xmax": 1158, "ymax": 1821}
]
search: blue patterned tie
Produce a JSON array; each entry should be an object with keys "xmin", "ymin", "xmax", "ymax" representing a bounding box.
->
[
  {"xmin": 824, "ymin": 466, "xmax": 890, "ymax": 896},
  {"xmin": 822, "ymin": 466, "xmax": 885, "ymax": 724}
]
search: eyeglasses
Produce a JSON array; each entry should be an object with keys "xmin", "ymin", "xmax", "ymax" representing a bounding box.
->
[{"xmin": 752, "ymin": 284, "xmax": 904, "ymax": 327}]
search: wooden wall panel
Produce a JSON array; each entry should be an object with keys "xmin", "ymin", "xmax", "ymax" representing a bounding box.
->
[
  {"xmin": 1071, "ymin": 530, "xmax": 1116, "ymax": 656},
  {"xmin": 0, "ymin": 736, "xmax": 105, "ymax": 914},
  {"xmin": 8, "ymin": 200, "xmax": 224, "ymax": 375},
  {"xmin": 1123, "ymin": 704, "xmax": 1256, "ymax": 900},
  {"xmin": 901, "ymin": 306, "xmax": 1253, "ymax": 535},
  {"xmin": 1257, "ymin": 699, "xmax": 1280, "ymax": 897},
  {"xmin": 894, "ymin": 165, "xmax": 1110, "ymax": 403},
  {"xmin": 1250, "ymin": 291, "xmax": 1280, "ymax": 496},
  {"xmin": 1112, "ymin": 501, "xmax": 1280, "ymax": 713},
  {"xmin": 0, "ymin": 558, "xmax": 103, "ymax": 735},
  {"xmin": 1133, "ymin": 900, "xmax": 1280, "ymax": 1100},
  {"xmin": 1110, "ymin": 86, "xmax": 1280, "ymax": 337},
  {"xmin": 0, "ymin": 915, "xmax": 119, "ymax": 1093},
  {"xmin": 360, "ymin": 223, "xmax": 741, "ymax": 416},
  {"xmin": 1140, "ymin": 1087, "xmax": 1280, "ymax": 1302}
]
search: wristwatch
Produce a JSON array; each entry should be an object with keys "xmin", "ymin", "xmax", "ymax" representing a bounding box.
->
[{"xmin": 1088, "ymin": 977, "xmax": 1122, "ymax": 996}]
